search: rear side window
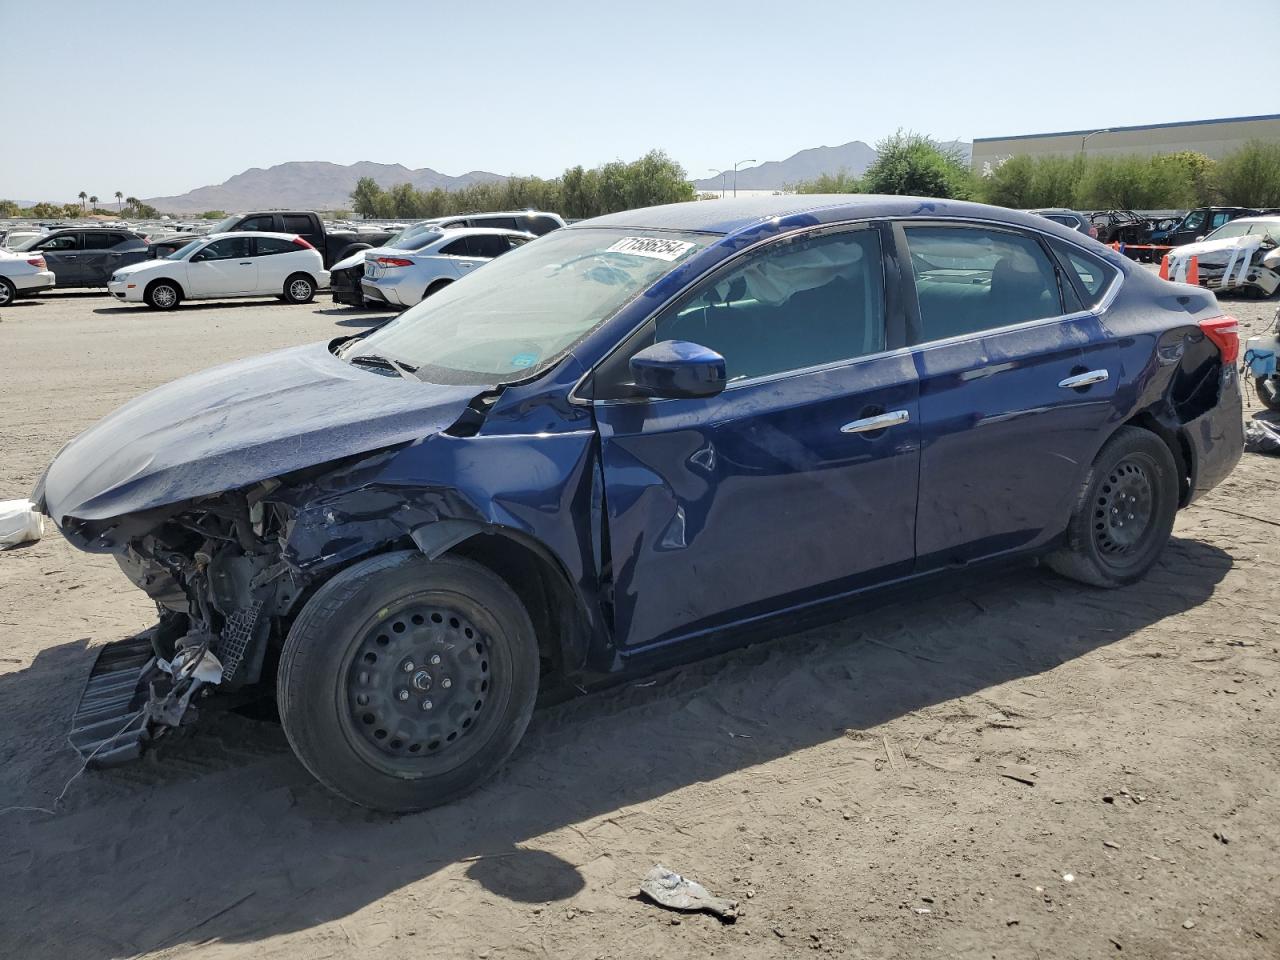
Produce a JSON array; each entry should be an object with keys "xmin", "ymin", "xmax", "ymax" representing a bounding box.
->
[
  {"xmin": 475, "ymin": 216, "xmax": 518, "ymax": 230},
  {"xmin": 254, "ymin": 236, "xmax": 297, "ymax": 256},
  {"xmin": 650, "ymin": 228, "xmax": 887, "ymax": 384},
  {"xmin": 1047, "ymin": 238, "xmax": 1116, "ymax": 306},
  {"xmin": 105, "ymin": 232, "xmax": 131, "ymax": 247},
  {"xmin": 469, "ymin": 235, "xmax": 513, "ymax": 258},
  {"xmin": 439, "ymin": 238, "xmax": 471, "ymax": 257},
  {"xmin": 903, "ymin": 226, "xmax": 1063, "ymax": 342},
  {"xmin": 282, "ymin": 214, "xmax": 314, "ymax": 235},
  {"xmin": 81, "ymin": 232, "xmax": 111, "ymax": 249},
  {"xmin": 196, "ymin": 236, "xmax": 252, "ymax": 260}
]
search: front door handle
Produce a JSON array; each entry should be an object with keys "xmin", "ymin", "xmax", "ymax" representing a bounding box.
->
[
  {"xmin": 1058, "ymin": 369, "xmax": 1109, "ymax": 389},
  {"xmin": 63, "ymin": 255, "xmax": 78, "ymax": 260},
  {"xmin": 841, "ymin": 409, "xmax": 911, "ymax": 433},
  {"xmin": 238, "ymin": 261, "xmax": 252, "ymax": 265}
]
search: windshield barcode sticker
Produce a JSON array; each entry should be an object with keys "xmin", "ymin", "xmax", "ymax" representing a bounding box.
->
[{"xmin": 606, "ymin": 237, "xmax": 695, "ymax": 261}]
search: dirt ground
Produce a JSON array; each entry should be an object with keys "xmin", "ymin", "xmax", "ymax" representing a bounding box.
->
[{"xmin": 1, "ymin": 283, "xmax": 1278, "ymax": 960}]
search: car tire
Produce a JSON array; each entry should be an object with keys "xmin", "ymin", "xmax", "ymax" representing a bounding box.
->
[
  {"xmin": 144, "ymin": 279, "xmax": 181, "ymax": 310},
  {"xmin": 423, "ymin": 279, "xmax": 452, "ymax": 301},
  {"xmin": 283, "ymin": 273, "xmax": 316, "ymax": 305},
  {"xmin": 0, "ymin": 277, "xmax": 16, "ymax": 307},
  {"xmin": 1046, "ymin": 427, "xmax": 1179, "ymax": 589},
  {"xmin": 277, "ymin": 550, "xmax": 539, "ymax": 812},
  {"xmin": 1255, "ymin": 376, "xmax": 1280, "ymax": 411}
]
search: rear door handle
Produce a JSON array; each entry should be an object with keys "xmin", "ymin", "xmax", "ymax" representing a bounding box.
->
[
  {"xmin": 239, "ymin": 261, "xmax": 252, "ymax": 265},
  {"xmin": 1058, "ymin": 369, "xmax": 1108, "ymax": 389},
  {"xmin": 841, "ymin": 410, "xmax": 911, "ymax": 433}
]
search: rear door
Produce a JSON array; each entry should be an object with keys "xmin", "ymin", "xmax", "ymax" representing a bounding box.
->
[
  {"xmin": 186, "ymin": 236, "xmax": 257, "ymax": 296},
  {"xmin": 895, "ymin": 221, "xmax": 1119, "ymax": 568},
  {"xmin": 251, "ymin": 236, "xmax": 300, "ymax": 292},
  {"xmin": 592, "ymin": 223, "xmax": 922, "ymax": 650},
  {"xmin": 439, "ymin": 236, "xmax": 486, "ymax": 277}
]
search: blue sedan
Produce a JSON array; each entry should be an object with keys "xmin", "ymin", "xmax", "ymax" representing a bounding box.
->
[{"xmin": 38, "ymin": 195, "xmax": 1243, "ymax": 811}]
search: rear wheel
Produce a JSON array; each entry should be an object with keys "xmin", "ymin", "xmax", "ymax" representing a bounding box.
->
[
  {"xmin": 1046, "ymin": 427, "xmax": 1178, "ymax": 588},
  {"xmin": 0, "ymin": 277, "xmax": 15, "ymax": 306},
  {"xmin": 283, "ymin": 273, "xmax": 315, "ymax": 304},
  {"xmin": 144, "ymin": 279, "xmax": 181, "ymax": 310},
  {"xmin": 1255, "ymin": 376, "xmax": 1280, "ymax": 411},
  {"xmin": 423, "ymin": 279, "xmax": 452, "ymax": 301},
  {"xmin": 277, "ymin": 551, "xmax": 539, "ymax": 812}
]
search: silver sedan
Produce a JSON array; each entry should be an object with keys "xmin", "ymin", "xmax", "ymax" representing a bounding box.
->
[
  {"xmin": 360, "ymin": 227, "xmax": 534, "ymax": 308},
  {"xmin": 0, "ymin": 250, "xmax": 56, "ymax": 306}
]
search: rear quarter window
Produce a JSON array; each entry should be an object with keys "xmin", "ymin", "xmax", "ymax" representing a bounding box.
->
[
  {"xmin": 1047, "ymin": 238, "xmax": 1117, "ymax": 306},
  {"xmin": 254, "ymin": 236, "xmax": 297, "ymax": 256},
  {"xmin": 282, "ymin": 215, "xmax": 315, "ymax": 235}
]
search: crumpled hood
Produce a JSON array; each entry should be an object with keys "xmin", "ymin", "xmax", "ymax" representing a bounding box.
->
[
  {"xmin": 110, "ymin": 259, "xmax": 166, "ymax": 279},
  {"xmin": 1172, "ymin": 234, "xmax": 1266, "ymax": 265},
  {"xmin": 40, "ymin": 341, "xmax": 486, "ymax": 524}
]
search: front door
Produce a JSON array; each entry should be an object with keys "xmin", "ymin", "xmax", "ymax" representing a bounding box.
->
[
  {"xmin": 895, "ymin": 221, "xmax": 1120, "ymax": 568},
  {"xmin": 186, "ymin": 236, "xmax": 258, "ymax": 296},
  {"xmin": 35, "ymin": 232, "xmax": 84, "ymax": 285},
  {"xmin": 592, "ymin": 224, "xmax": 921, "ymax": 650}
]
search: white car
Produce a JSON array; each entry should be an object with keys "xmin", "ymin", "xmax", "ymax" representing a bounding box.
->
[
  {"xmin": 1171, "ymin": 216, "xmax": 1280, "ymax": 298},
  {"xmin": 361, "ymin": 227, "xmax": 534, "ymax": 307},
  {"xmin": 107, "ymin": 232, "xmax": 329, "ymax": 310},
  {"xmin": 0, "ymin": 249, "xmax": 56, "ymax": 306}
]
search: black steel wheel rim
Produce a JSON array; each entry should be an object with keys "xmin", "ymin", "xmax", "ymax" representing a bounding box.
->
[
  {"xmin": 340, "ymin": 596, "xmax": 499, "ymax": 774},
  {"xmin": 1093, "ymin": 456, "xmax": 1155, "ymax": 556}
]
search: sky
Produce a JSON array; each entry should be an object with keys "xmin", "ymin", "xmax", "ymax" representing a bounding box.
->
[{"xmin": 2, "ymin": 0, "xmax": 1273, "ymax": 202}]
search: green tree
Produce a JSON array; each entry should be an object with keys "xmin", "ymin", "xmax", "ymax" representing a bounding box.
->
[
  {"xmin": 1214, "ymin": 140, "xmax": 1280, "ymax": 207},
  {"xmin": 790, "ymin": 170, "xmax": 864, "ymax": 194},
  {"xmin": 861, "ymin": 130, "xmax": 974, "ymax": 199},
  {"xmin": 199, "ymin": 210, "xmax": 228, "ymax": 219},
  {"xmin": 350, "ymin": 176, "xmax": 387, "ymax": 218},
  {"xmin": 77, "ymin": 191, "xmax": 87, "ymax": 211},
  {"xmin": 1075, "ymin": 155, "xmax": 1195, "ymax": 209},
  {"xmin": 114, "ymin": 190, "xmax": 124, "ymax": 211},
  {"xmin": 0, "ymin": 199, "xmax": 21, "ymax": 217},
  {"xmin": 1157, "ymin": 152, "xmax": 1216, "ymax": 205},
  {"xmin": 28, "ymin": 202, "xmax": 64, "ymax": 218},
  {"xmin": 62, "ymin": 202, "xmax": 83, "ymax": 218}
]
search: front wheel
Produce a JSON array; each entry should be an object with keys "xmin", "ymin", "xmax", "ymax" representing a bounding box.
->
[
  {"xmin": 283, "ymin": 273, "xmax": 316, "ymax": 304},
  {"xmin": 144, "ymin": 280, "xmax": 181, "ymax": 310},
  {"xmin": 1046, "ymin": 427, "xmax": 1179, "ymax": 588},
  {"xmin": 0, "ymin": 277, "xmax": 16, "ymax": 307},
  {"xmin": 277, "ymin": 551, "xmax": 539, "ymax": 812}
]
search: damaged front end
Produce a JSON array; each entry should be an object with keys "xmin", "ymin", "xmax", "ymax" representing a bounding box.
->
[{"xmin": 65, "ymin": 480, "xmax": 307, "ymax": 765}]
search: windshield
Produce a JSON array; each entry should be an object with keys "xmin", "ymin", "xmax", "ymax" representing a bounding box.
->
[
  {"xmin": 13, "ymin": 235, "xmax": 44, "ymax": 252},
  {"xmin": 348, "ymin": 228, "xmax": 710, "ymax": 384},
  {"xmin": 166, "ymin": 239, "xmax": 203, "ymax": 260},
  {"xmin": 207, "ymin": 215, "xmax": 240, "ymax": 234},
  {"xmin": 1205, "ymin": 221, "xmax": 1280, "ymax": 244}
]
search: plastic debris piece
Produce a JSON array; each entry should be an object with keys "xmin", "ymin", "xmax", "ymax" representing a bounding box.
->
[
  {"xmin": 0, "ymin": 499, "xmax": 44, "ymax": 549},
  {"xmin": 638, "ymin": 865, "xmax": 738, "ymax": 922},
  {"xmin": 1244, "ymin": 421, "xmax": 1280, "ymax": 455}
]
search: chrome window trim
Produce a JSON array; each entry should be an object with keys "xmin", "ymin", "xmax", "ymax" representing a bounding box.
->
[{"xmin": 571, "ymin": 214, "xmax": 1125, "ymax": 407}]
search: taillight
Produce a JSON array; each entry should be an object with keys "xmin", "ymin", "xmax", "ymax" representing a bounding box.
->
[
  {"xmin": 1199, "ymin": 316, "xmax": 1239, "ymax": 364},
  {"xmin": 375, "ymin": 257, "xmax": 413, "ymax": 268},
  {"xmin": 27, "ymin": 257, "xmax": 45, "ymax": 268},
  {"xmin": 292, "ymin": 236, "xmax": 315, "ymax": 250}
]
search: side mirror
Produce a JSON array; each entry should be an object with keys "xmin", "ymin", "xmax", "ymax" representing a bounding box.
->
[{"xmin": 630, "ymin": 340, "xmax": 726, "ymax": 399}]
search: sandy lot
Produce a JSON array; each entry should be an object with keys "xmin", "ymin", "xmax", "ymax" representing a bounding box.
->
[{"xmin": 1, "ymin": 284, "xmax": 1278, "ymax": 960}]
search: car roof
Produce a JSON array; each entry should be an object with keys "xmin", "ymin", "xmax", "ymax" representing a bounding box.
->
[
  {"xmin": 204, "ymin": 231, "xmax": 303, "ymax": 241},
  {"xmin": 431, "ymin": 227, "xmax": 537, "ymax": 238},
  {"xmin": 1221, "ymin": 215, "xmax": 1280, "ymax": 225},
  {"xmin": 572, "ymin": 194, "xmax": 1082, "ymax": 239}
]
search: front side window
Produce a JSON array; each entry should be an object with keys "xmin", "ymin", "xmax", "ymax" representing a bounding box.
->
[
  {"xmin": 1181, "ymin": 211, "xmax": 1207, "ymax": 233},
  {"xmin": 348, "ymin": 227, "xmax": 710, "ymax": 383},
  {"xmin": 195, "ymin": 237, "xmax": 252, "ymax": 261},
  {"xmin": 282, "ymin": 215, "xmax": 314, "ymax": 235},
  {"xmin": 648, "ymin": 228, "xmax": 886, "ymax": 383},
  {"xmin": 904, "ymin": 225, "xmax": 1063, "ymax": 342},
  {"xmin": 38, "ymin": 233, "xmax": 79, "ymax": 251}
]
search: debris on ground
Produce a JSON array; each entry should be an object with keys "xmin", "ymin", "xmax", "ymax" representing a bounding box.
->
[
  {"xmin": 998, "ymin": 763, "xmax": 1038, "ymax": 786},
  {"xmin": 0, "ymin": 498, "xmax": 43, "ymax": 549},
  {"xmin": 637, "ymin": 865, "xmax": 738, "ymax": 922},
  {"xmin": 1244, "ymin": 421, "xmax": 1280, "ymax": 455}
]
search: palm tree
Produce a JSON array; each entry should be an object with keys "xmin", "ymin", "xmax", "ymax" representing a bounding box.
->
[
  {"xmin": 114, "ymin": 191, "xmax": 123, "ymax": 211},
  {"xmin": 89, "ymin": 195, "xmax": 99, "ymax": 211},
  {"xmin": 125, "ymin": 196, "xmax": 139, "ymax": 214},
  {"xmin": 78, "ymin": 191, "xmax": 87, "ymax": 212}
]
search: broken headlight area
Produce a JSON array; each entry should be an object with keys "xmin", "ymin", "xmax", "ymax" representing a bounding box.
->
[{"xmin": 68, "ymin": 481, "xmax": 308, "ymax": 767}]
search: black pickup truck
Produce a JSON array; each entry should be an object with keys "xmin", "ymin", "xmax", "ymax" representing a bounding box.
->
[{"xmin": 155, "ymin": 211, "xmax": 395, "ymax": 268}]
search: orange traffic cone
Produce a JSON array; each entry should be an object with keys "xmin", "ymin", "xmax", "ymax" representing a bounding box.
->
[
  {"xmin": 1187, "ymin": 255, "xmax": 1199, "ymax": 286},
  {"xmin": 1159, "ymin": 254, "xmax": 1170, "ymax": 280}
]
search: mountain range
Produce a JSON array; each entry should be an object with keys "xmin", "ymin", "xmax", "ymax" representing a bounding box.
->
[
  {"xmin": 130, "ymin": 139, "xmax": 975, "ymax": 214},
  {"xmin": 142, "ymin": 161, "xmax": 506, "ymax": 214}
]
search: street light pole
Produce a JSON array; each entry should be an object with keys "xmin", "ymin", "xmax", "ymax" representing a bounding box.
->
[
  {"xmin": 708, "ymin": 168, "xmax": 726, "ymax": 198},
  {"xmin": 733, "ymin": 159, "xmax": 755, "ymax": 197},
  {"xmin": 1080, "ymin": 129, "xmax": 1111, "ymax": 156}
]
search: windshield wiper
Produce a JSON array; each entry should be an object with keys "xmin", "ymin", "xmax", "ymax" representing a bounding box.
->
[{"xmin": 349, "ymin": 353, "xmax": 420, "ymax": 381}]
